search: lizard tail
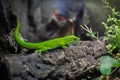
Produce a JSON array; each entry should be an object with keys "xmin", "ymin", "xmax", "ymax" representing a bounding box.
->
[
  {"xmin": 14, "ymin": 20, "xmax": 25, "ymax": 46},
  {"xmin": 14, "ymin": 20, "xmax": 40, "ymax": 49}
]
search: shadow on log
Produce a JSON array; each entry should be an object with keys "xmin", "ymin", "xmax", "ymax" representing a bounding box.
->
[{"xmin": 0, "ymin": 41, "xmax": 108, "ymax": 80}]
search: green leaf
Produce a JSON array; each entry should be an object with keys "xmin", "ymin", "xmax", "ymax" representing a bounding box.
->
[
  {"xmin": 100, "ymin": 56, "xmax": 120, "ymax": 75},
  {"xmin": 100, "ymin": 63, "xmax": 111, "ymax": 75},
  {"xmin": 101, "ymin": 56, "xmax": 120, "ymax": 67}
]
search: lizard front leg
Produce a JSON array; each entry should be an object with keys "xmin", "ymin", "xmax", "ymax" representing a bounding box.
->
[{"xmin": 60, "ymin": 42, "xmax": 67, "ymax": 48}]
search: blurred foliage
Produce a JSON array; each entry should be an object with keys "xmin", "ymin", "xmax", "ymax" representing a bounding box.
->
[{"xmin": 109, "ymin": 0, "xmax": 120, "ymax": 11}]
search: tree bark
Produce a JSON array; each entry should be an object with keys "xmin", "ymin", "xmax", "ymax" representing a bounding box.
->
[{"xmin": 0, "ymin": 41, "xmax": 108, "ymax": 80}]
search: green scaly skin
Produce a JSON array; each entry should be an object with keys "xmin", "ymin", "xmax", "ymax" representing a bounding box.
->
[{"xmin": 14, "ymin": 21, "xmax": 80, "ymax": 53}]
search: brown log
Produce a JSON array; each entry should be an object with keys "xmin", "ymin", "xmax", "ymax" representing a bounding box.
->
[{"xmin": 0, "ymin": 41, "xmax": 108, "ymax": 80}]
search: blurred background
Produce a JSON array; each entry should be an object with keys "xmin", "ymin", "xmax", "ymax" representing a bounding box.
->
[{"xmin": 0, "ymin": 0, "xmax": 120, "ymax": 42}]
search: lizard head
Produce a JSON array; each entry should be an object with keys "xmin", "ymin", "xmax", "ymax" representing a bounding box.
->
[{"xmin": 64, "ymin": 35, "xmax": 80, "ymax": 44}]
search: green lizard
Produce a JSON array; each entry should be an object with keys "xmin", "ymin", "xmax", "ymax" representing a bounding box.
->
[{"xmin": 14, "ymin": 20, "xmax": 80, "ymax": 53}]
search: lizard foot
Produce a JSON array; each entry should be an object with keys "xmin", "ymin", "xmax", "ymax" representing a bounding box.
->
[{"xmin": 34, "ymin": 50, "xmax": 42, "ymax": 54}]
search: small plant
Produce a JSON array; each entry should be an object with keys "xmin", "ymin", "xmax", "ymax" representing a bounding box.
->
[
  {"xmin": 81, "ymin": 25, "xmax": 100, "ymax": 42},
  {"xmin": 99, "ymin": 0, "xmax": 120, "ymax": 80},
  {"xmin": 102, "ymin": 0, "xmax": 120, "ymax": 53}
]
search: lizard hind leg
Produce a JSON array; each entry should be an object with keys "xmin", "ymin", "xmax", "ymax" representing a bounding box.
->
[
  {"xmin": 35, "ymin": 49, "xmax": 42, "ymax": 54},
  {"xmin": 35, "ymin": 47, "xmax": 48, "ymax": 54}
]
